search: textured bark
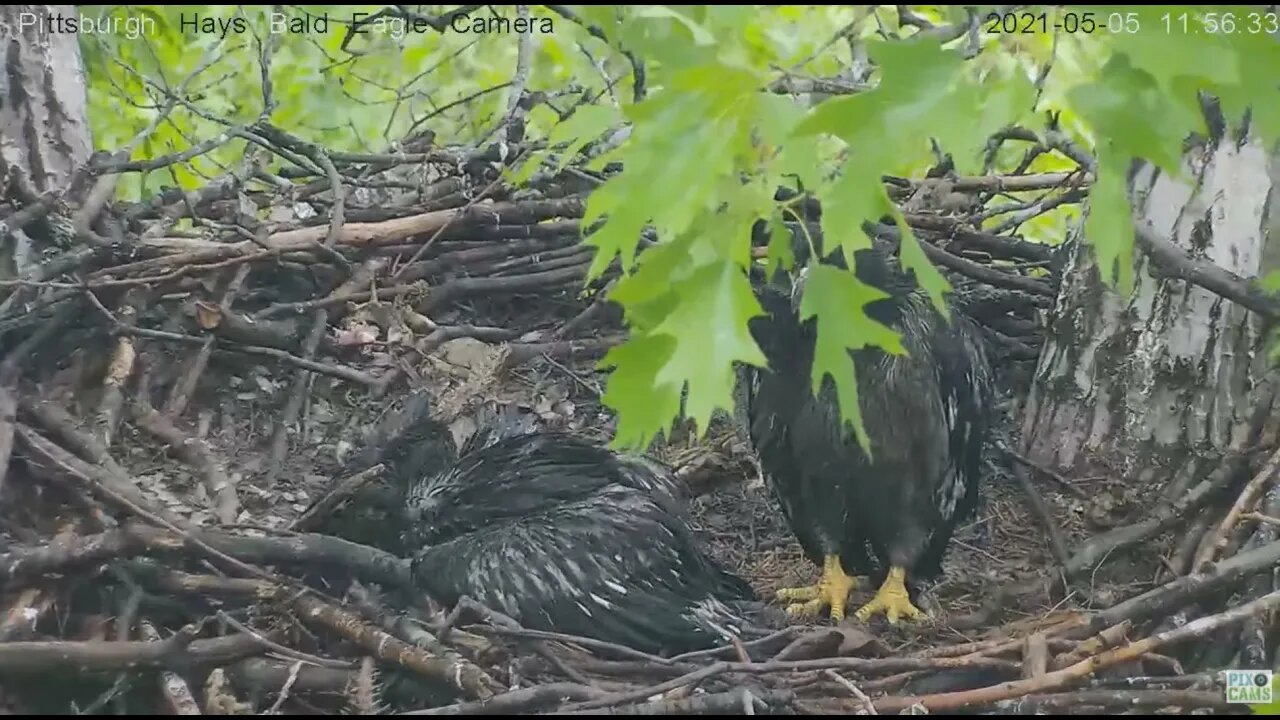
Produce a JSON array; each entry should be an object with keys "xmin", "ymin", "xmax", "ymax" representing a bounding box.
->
[
  {"xmin": 1020, "ymin": 136, "xmax": 1279, "ymax": 482},
  {"xmin": 0, "ymin": 4, "xmax": 93, "ymax": 286},
  {"xmin": 0, "ymin": 5, "xmax": 93, "ymax": 192}
]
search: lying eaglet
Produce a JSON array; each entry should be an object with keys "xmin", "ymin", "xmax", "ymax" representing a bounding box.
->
[{"xmin": 395, "ymin": 415, "xmax": 764, "ymax": 656}]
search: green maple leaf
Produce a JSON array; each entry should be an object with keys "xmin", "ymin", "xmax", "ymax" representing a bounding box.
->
[
  {"xmin": 870, "ymin": 36, "xmax": 965, "ymax": 109},
  {"xmin": 651, "ymin": 260, "xmax": 769, "ymax": 433},
  {"xmin": 798, "ymin": 264, "xmax": 906, "ymax": 451},
  {"xmin": 1069, "ymin": 53, "xmax": 1188, "ymax": 177},
  {"xmin": 608, "ymin": 232, "xmax": 698, "ymax": 329},
  {"xmin": 817, "ymin": 161, "xmax": 892, "ymax": 266},
  {"xmin": 583, "ymin": 63, "xmax": 757, "ymax": 280},
  {"xmin": 1259, "ymin": 270, "xmax": 1280, "ymax": 296},
  {"xmin": 941, "ymin": 70, "xmax": 1036, "ymax": 173},
  {"xmin": 1212, "ymin": 30, "xmax": 1280, "ymax": 144},
  {"xmin": 1117, "ymin": 9, "xmax": 1240, "ymax": 92},
  {"xmin": 598, "ymin": 332, "xmax": 684, "ymax": 451},
  {"xmin": 765, "ymin": 214, "xmax": 796, "ymax": 278},
  {"xmin": 1085, "ymin": 146, "xmax": 1137, "ymax": 296},
  {"xmin": 892, "ymin": 214, "xmax": 952, "ymax": 317}
]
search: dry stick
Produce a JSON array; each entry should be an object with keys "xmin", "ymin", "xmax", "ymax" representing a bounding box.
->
[
  {"xmin": 868, "ymin": 222, "xmax": 1054, "ymax": 296},
  {"xmin": 0, "ymin": 584, "xmax": 59, "ymax": 641},
  {"xmin": 390, "ymin": 172, "xmax": 510, "ymax": 283},
  {"xmin": 824, "ymin": 669, "xmax": 877, "ymax": 715},
  {"xmin": 0, "ymin": 385, "xmax": 15, "ymax": 494},
  {"xmin": 72, "ymin": 161, "xmax": 123, "ymax": 245},
  {"xmin": 500, "ymin": 4, "xmax": 533, "ymax": 145},
  {"xmin": 351, "ymin": 656, "xmax": 377, "ymax": 714},
  {"xmin": 137, "ymin": 620, "xmax": 202, "ymax": 715},
  {"xmin": 3, "ymin": 519, "xmax": 497, "ymax": 702},
  {"xmin": 226, "ymin": 658, "xmax": 355, "ymax": 698},
  {"xmin": 559, "ymin": 655, "xmax": 1018, "ymax": 714},
  {"xmin": 0, "ymin": 520, "xmax": 410, "ymax": 592},
  {"xmin": 14, "ymin": 411, "xmax": 180, "ymax": 528},
  {"xmin": 134, "ymin": 198, "xmax": 584, "ymax": 261},
  {"xmin": 1240, "ymin": 483, "xmax": 1280, "ymax": 666},
  {"xmin": 0, "ymin": 522, "xmax": 79, "ymax": 641},
  {"xmin": 133, "ymin": 565, "xmax": 277, "ymax": 597},
  {"xmin": 907, "ymin": 627, "xmax": 1078, "ymax": 660},
  {"xmin": 252, "ymin": 281, "xmax": 420, "ymax": 319},
  {"xmin": 1136, "ymin": 222, "xmax": 1280, "ymax": 320},
  {"xmin": 132, "ymin": 398, "xmax": 240, "ymax": 524},
  {"xmin": 559, "ymin": 662, "xmax": 731, "ymax": 712},
  {"xmin": 1193, "ymin": 442, "xmax": 1280, "ymax": 571},
  {"xmin": 501, "ymin": 335, "xmax": 623, "ymax": 370},
  {"xmin": 417, "ymin": 325, "xmax": 520, "ymax": 355},
  {"xmin": 987, "ymin": 689, "xmax": 1228, "ymax": 713},
  {"xmin": 266, "ymin": 661, "xmax": 305, "ymax": 715},
  {"xmin": 1088, "ymin": 537, "xmax": 1280, "ymax": 632},
  {"xmin": 289, "ymin": 464, "xmax": 384, "ymax": 532},
  {"xmin": 0, "ymin": 627, "xmax": 266, "ymax": 673},
  {"xmin": 1021, "ymin": 633, "xmax": 1048, "ymax": 679},
  {"xmin": 1050, "ymin": 621, "xmax": 1131, "ymax": 670},
  {"xmin": 1004, "ymin": 460, "xmax": 1070, "ymax": 568},
  {"xmin": 0, "ymin": 523, "xmax": 135, "ymax": 583},
  {"xmin": 873, "ymin": 588, "xmax": 1280, "ymax": 713},
  {"xmin": 264, "ymin": 254, "xmax": 372, "ymax": 484},
  {"xmin": 416, "ymin": 262, "xmax": 590, "ymax": 312},
  {"xmin": 1244, "ymin": 510, "xmax": 1280, "ymax": 527},
  {"xmin": 158, "ymin": 568, "xmax": 500, "ymax": 698},
  {"xmin": 165, "ymin": 262, "xmax": 253, "ymax": 418},
  {"xmin": 116, "ymin": 323, "xmax": 377, "ymax": 385},
  {"xmin": 215, "ymin": 611, "xmax": 356, "ymax": 671},
  {"xmin": 560, "ymin": 688, "xmax": 793, "ymax": 716},
  {"xmin": 203, "ymin": 667, "xmax": 253, "ymax": 715},
  {"xmin": 402, "ymin": 683, "xmax": 607, "ymax": 715},
  {"xmin": 287, "ymin": 592, "xmax": 499, "ymax": 701},
  {"xmin": 80, "ymin": 287, "xmax": 379, "ymax": 386},
  {"xmin": 1065, "ymin": 451, "xmax": 1246, "ymax": 577},
  {"xmin": 94, "ymin": 301, "xmax": 139, "ymax": 448},
  {"xmin": 20, "ymin": 400, "xmax": 115, "ymax": 470},
  {"xmin": 84, "ymin": 249, "xmax": 272, "ymax": 285},
  {"xmin": 11, "ymin": 425, "xmax": 309, "ymax": 589},
  {"xmin": 996, "ymin": 441, "xmax": 1088, "ymax": 499},
  {"xmin": 672, "ymin": 627, "xmax": 800, "ymax": 663}
]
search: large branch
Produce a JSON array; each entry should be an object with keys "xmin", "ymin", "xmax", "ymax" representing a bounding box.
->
[
  {"xmin": 1135, "ymin": 223, "xmax": 1280, "ymax": 319},
  {"xmin": 0, "ymin": 521, "xmax": 411, "ymax": 590},
  {"xmin": 0, "ymin": 630, "xmax": 264, "ymax": 674}
]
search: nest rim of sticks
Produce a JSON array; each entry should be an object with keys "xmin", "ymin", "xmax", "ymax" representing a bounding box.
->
[{"xmin": 1, "ymin": 119, "xmax": 1277, "ymax": 715}]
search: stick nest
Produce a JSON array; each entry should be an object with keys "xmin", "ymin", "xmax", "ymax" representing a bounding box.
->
[{"xmin": 0, "ymin": 120, "xmax": 1275, "ymax": 715}]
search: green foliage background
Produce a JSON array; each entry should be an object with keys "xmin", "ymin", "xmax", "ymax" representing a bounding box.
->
[{"xmin": 77, "ymin": 5, "xmax": 1280, "ymax": 450}]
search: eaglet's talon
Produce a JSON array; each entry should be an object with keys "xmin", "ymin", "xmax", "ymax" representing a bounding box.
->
[
  {"xmin": 775, "ymin": 554, "xmax": 857, "ymax": 621},
  {"xmin": 854, "ymin": 566, "xmax": 926, "ymax": 625}
]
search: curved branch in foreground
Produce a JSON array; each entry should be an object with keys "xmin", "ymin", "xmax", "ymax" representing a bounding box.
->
[{"xmin": 873, "ymin": 588, "xmax": 1280, "ymax": 713}]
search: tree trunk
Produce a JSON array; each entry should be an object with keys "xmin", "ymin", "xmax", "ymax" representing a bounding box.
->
[
  {"xmin": 0, "ymin": 5, "xmax": 93, "ymax": 189},
  {"xmin": 0, "ymin": 4, "xmax": 93, "ymax": 284},
  {"xmin": 1019, "ymin": 131, "xmax": 1279, "ymax": 494}
]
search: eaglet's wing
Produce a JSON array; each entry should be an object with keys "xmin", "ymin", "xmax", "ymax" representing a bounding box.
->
[{"xmin": 409, "ymin": 485, "xmax": 754, "ymax": 655}]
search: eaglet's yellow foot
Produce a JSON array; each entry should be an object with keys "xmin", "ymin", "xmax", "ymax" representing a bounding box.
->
[
  {"xmin": 774, "ymin": 555, "xmax": 858, "ymax": 621},
  {"xmin": 854, "ymin": 566, "xmax": 926, "ymax": 625}
]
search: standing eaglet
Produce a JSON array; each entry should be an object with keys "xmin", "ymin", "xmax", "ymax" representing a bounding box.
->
[
  {"xmin": 739, "ymin": 244, "xmax": 995, "ymax": 625},
  {"xmin": 397, "ymin": 414, "xmax": 761, "ymax": 656}
]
